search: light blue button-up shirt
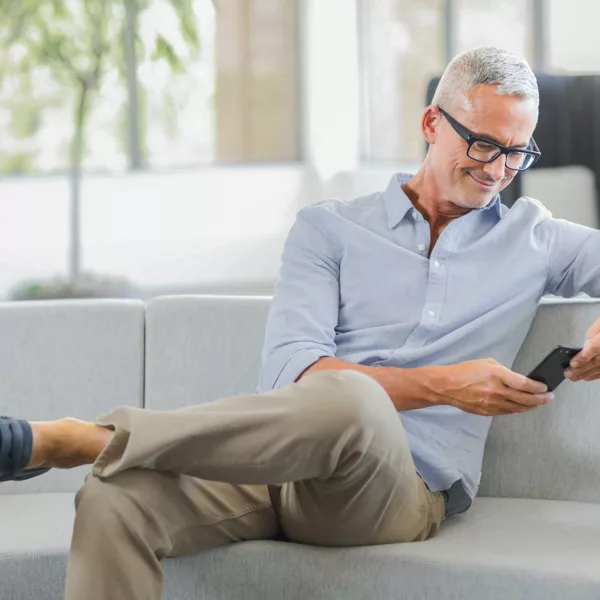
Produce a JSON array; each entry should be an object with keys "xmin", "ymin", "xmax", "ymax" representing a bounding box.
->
[{"xmin": 257, "ymin": 172, "xmax": 600, "ymax": 516}]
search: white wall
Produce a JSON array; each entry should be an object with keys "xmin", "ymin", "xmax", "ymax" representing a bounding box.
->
[{"xmin": 0, "ymin": 166, "xmax": 320, "ymax": 299}]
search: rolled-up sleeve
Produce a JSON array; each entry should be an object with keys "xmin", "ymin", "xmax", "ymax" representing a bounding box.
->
[
  {"xmin": 256, "ymin": 206, "xmax": 340, "ymax": 392},
  {"xmin": 538, "ymin": 216, "xmax": 600, "ymax": 297}
]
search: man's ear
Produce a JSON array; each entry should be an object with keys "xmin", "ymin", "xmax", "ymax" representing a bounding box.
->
[{"xmin": 422, "ymin": 106, "xmax": 439, "ymax": 145}]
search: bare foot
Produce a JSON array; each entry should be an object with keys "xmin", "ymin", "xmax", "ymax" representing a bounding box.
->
[{"xmin": 27, "ymin": 418, "xmax": 114, "ymax": 469}]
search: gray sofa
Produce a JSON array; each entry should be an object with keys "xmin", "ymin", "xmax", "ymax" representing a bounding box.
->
[{"xmin": 1, "ymin": 294, "xmax": 600, "ymax": 600}]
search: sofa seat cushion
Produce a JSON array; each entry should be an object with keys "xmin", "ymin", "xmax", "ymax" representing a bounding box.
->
[
  {"xmin": 2, "ymin": 495, "xmax": 600, "ymax": 600},
  {"xmin": 163, "ymin": 497, "xmax": 600, "ymax": 600},
  {"xmin": 0, "ymin": 493, "xmax": 75, "ymax": 600}
]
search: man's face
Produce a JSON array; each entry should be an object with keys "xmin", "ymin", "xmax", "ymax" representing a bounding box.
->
[{"xmin": 428, "ymin": 84, "xmax": 538, "ymax": 210}]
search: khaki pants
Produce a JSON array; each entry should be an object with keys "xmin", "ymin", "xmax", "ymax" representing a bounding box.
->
[{"xmin": 64, "ymin": 370, "xmax": 445, "ymax": 600}]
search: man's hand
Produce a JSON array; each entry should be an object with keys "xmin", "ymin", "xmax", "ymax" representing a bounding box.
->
[
  {"xmin": 426, "ymin": 358, "xmax": 554, "ymax": 417},
  {"xmin": 565, "ymin": 318, "xmax": 600, "ymax": 382}
]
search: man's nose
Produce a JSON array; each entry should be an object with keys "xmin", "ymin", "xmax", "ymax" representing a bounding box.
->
[{"xmin": 481, "ymin": 154, "xmax": 508, "ymax": 181}]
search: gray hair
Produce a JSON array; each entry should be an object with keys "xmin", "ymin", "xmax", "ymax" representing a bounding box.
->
[{"xmin": 432, "ymin": 46, "xmax": 539, "ymax": 112}]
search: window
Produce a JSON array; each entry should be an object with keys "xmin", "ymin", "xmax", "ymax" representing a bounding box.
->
[
  {"xmin": 214, "ymin": 0, "xmax": 301, "ymax": 162},
  {"xmin": 358, "ymin": 0, "xmax": 446, "ymax": 163},
  {"xmin": 358, "ymin": 0, "xmax": 537, "ymax": 164},
  {"xmin": 546, "ymin": 0, "xmax": 600, "ymax": 73},
  {"xmin": 139, "ymin": 0, "xmax": 216, "ymax": 168},
  {"xmin": 453, "ymin": 0, "xmax": 535, "ymax": 60},
  {"xmin": 0, "ymin": 2, "xmax": 128, "ymax": 173},
  {"xmin": 0, "ymin": 0, "xmax": 301, "ymax": 176}
]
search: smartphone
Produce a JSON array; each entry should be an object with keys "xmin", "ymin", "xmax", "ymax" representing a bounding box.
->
[{"xmin": 526, "ymin": 345, "xmax": 583, "ymax": 392}]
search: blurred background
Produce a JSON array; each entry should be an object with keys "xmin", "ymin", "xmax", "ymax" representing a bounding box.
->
[{"xmin": 0, "ymin": 0, "xmax": 598, "ymax": 301}]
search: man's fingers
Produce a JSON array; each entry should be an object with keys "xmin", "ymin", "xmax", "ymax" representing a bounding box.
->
[
  {"xmin": 502, "ymin": 387, "xmax": 554, "ymax": 408},
  {"xmin": 567, "ymin": 366, "xmax": 600, "ymax": 382},
  {"xmin": 469, "ymin": 393, "xmax": 545, "ymax": 416},
  {"xmin": 567, "ymin": 354, "xmax": 600, "ymax": 378},
  {"xmin": 584, "ymin": 319, "xmax": 600, "ymax": 343},
  {"xmin": 583, "ymin": 368, "xmax": 600, "ymax": 381},
  {"xmin": 579, "ymin": 367, "xmax": 600, "ymax": 381},
  {"xmin": 494, "ymin": 396, "xmax": 541, "ymax": 414},
  {"xmin": 569, "ymin": 349, "xmax": 595, "ymax": 368},
  {"xmin": 496, "ymin": 366, "xmax": 548, "ymax": 394}
]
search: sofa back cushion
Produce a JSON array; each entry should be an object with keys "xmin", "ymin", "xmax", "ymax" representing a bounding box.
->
[
  {"xmin": 0, "ymin": 300, "xmax": 145, "ymax": 494},
  {"xmin": 144, "ymin": 295, "xmax": 270, "ymax": 410},
  {"xmin": 479, "ymin": 298, "xmax": 600, "ymax": 503}
]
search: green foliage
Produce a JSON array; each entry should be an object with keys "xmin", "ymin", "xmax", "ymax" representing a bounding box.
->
[
  {"xmin": 171, "ymin": 0, "xmax": 200, "ymax": 48},
  {"xmin": 7, "ymin": 98, "xmax": 41, "ymax": 138},
  {"xmin": 0, "ymin": 152, "xmax": 36, "ymax": 174},
  {"xmin": 153, "ymin": 34, "xmax": 183, "ymax": 72},
  {"xmin": 0, "ymin": 0, "xmax": 203, "ymax": 174}
]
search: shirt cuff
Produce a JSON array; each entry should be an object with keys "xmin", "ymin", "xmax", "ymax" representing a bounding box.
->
[{"xmin": 260, "ymin": 348, "xmax": 333, "ymax": 392}]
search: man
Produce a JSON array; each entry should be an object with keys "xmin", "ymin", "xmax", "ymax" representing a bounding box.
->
[{"xmin": 2, "ymin": 46, "xmax": 600, "ymax": 600}]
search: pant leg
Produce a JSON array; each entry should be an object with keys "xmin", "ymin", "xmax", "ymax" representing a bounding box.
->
[
  {"xmin": 92, "ymin": 370, "xmax": 444, "ymax": 547},
  {"xmin": 64, "ymin": 470, "xmax": 278, "ymax": 600},
  {"xmin": 274, "ymin": 424, "xmax": 445, "ymax": 547}
]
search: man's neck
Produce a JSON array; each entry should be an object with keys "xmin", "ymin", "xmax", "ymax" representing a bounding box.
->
[{"xmin": 401, "ymin": 167, "xmax": 471, "ymax": 233}]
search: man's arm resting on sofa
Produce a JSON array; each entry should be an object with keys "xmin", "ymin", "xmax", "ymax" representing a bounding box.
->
[{"xmin": 298, "ymin": 356, "xmax": 437, "ymax": 412}]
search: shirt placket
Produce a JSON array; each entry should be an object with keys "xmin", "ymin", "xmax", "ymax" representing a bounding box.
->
[{"xmin": 404, "ymin": 211, "xmax": 460, "ymax": 347}]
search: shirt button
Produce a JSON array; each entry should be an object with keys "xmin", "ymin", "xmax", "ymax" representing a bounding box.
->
[
  {"xmin": 418, "ymin": 243, "xmax": 425, "ymax": 251},
  {"xmin": 412, "ymin": 210, "xmax": 419, "ymax": 220},
  {"xmin": 433, "ymin": 260, "xmax": 440, "ymax": 268},
  {"xmin": 428, "ymin": 310, "xmax": 435, "ymax": 317}
]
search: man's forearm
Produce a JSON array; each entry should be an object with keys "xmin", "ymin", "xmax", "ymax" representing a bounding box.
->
[{"xmin": 297, "ymin": 357, "xmax": 441, "ymax": 411}]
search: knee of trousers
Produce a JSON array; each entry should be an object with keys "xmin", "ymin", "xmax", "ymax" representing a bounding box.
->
[
  {"xmin": 297, "ymin": 369, "xmax": 397, "ymax": 439},
  {"xmin": 73, "ymin": 470, "xmax": 167, "ymax": 548}
]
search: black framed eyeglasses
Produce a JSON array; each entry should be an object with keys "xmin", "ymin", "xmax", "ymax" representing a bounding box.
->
[{"xmin": 437, "ymin": 106, "xmax": 541, "ymax": 171}]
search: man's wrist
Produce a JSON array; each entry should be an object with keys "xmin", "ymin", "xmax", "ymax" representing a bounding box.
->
[{"xmin": 386, "ymin": 365, "xmax": 446, "ymax": 411}]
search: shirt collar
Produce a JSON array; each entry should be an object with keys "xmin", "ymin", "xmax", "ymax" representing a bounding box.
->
[{"xmin": 382, "ymin": 172, "xmax": 503, "ymax": 229}]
